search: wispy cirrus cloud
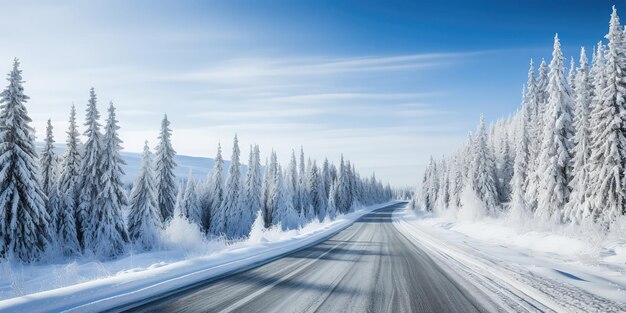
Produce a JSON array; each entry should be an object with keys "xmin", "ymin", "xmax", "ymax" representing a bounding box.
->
[{"xmin": 173, "ymin": 51, "xmax": 490, "ymax": 84}]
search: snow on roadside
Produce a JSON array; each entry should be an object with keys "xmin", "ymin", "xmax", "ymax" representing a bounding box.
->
[
  {"xmin": 0, "ymin": 201, "xmax": 398, "ymax": 313},
  {"xmin": 393, "ymin": 204, "xmax": 626, "ymax": 312}
]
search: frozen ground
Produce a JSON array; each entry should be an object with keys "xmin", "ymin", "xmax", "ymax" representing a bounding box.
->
[
  {"xmin": 393, "ymin": 205, "xmax": 626, "ymax": 312},
  {"xmin": 0, "ymin": 201, "xmax": 397, "ymax": 313}
]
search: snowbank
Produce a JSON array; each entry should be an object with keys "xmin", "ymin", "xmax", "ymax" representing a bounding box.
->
[
  {"xmin": 394, "ymin": 204, "xmax": 626, "ymax": 311},
  {"xmin": 0, "ymin": 201, "xmax": 397, "ymax": 313}
]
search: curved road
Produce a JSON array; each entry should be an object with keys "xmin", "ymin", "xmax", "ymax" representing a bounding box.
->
[{"xmin": 125, "ymin": 203, "xmax": 486, "ymax": 313}]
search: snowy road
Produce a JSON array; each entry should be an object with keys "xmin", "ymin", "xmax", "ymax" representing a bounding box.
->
[{"xmin": 122, "ymin": 202, "xmax": 487, "ymax": 313}]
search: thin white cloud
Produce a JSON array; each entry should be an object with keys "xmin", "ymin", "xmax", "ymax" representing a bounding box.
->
[
  {"xmin": 266, "ymin": 92, "xmax": 435, "ymax": 103},
  {"xmin": 174, "ymin": 52, "xmax": 485, "ymax": 84}
]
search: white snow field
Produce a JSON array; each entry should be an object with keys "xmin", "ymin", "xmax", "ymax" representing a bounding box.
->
[
  {"xmin": 394, "ymin": 204, "xmax": 626, "ymax": 312},
  {"xmin": 0, "ymin": 201, "xmax": 399, "ymax": 313}
]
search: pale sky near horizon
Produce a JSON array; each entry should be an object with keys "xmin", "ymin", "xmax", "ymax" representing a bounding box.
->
[{"xmin": 0, "ymin": 0, "xmax": 620, "ymax": 186}]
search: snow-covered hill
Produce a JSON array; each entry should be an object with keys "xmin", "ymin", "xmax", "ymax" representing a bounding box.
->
[{"xmin": 36, "ymin": 143, "xmax": 231, "ymax": 184}]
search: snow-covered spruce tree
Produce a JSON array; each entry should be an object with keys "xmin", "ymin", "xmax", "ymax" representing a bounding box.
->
[
  {"xmin": 308, "ymin": 161, "xmax": 327, "ymax": 221},
  {"xmin": 127, "ymin": 141, "xmax": 162, "ymax": 251},
  {"xmin": 420, "ymin": 159, "xmax": 432, "ymax": 211},
  {"xmin": 524, "ymin": 60, "xmax": 542, "ymax": 212},
  {"xmin": 154, "ymin": 115, "xmax": 177, "ymax": 224},
  {"xmin": 269, "ymin": 152, "xmax": 299, "ymax": 230},
  {"xmin": 261, "ymin": 157, "xmax": 273, "ymax": 227},
  {"xmin": 40, "ymin": 119, "xmax": 59, "ymax": 234},
  {"xmin": 435, "ymin": 158, "xmax": 450, "ymax": 212},
  {"xmin": 327, "ymin": 180, "xmax": 338, "ymax": 219},
  {"xmin": 179, "ymin": 170, "xmax": 202, "ymax": 225},
  {"xmin": 450, "ymin": 153, "xmax": 464, "ymax": 208},
  {"xmin": 56, "ymin": 105, "xmax": 81, "ymax": 256},
  {"xmin": 77, "ymin": 88, "xmax": 103, "ymax": 249},
  {"xmin": 221, "ymin": 135, "xmax": 243, "ymax": 238},
  {"xmin": 302, "ymin": 159, "xmax": 316, "ymax": 221},
  {"xmin": 173, "ymin": 177, "xmax": 185, "ymax": 217},
  {"xmin": 207, "ymin": 143, "xmax": 224, "ymax": 234},
  {"xmin": 336, "ymin": 156, "xmax": 352, "ymax": 214},
  {"xmin": 565, "ymin": 47, "xmax": 592, "ymax": 224},
  {"xmin": 421, "ymin": 157, "xmax": 439, "ymax": 211},
  {"xmin": 198, "ymin": 172, "xmax": 213, "ymax": 232},
  {"xmin": 536, "ymin": 34, "xmax": 574, "ymax": 222},
  {"xmin": 469, "ymin": 115, "xmax": 499, "ymax": 214},
  {"xmin": 586, "ymin": 7, "xmax": 626, "ymax": 227},
  {"xmin": 568, "ymin": 57, "xmax": 576, "ymax": 93},
  {"xmin": 528, "ymin": 59, "xmax": 550, "ymax": 210},
  {"xmin": 347, "ymin": 162, "xmax": 358, "ymax": 209},
  {"xmin": 536, "ymin": 58, "xmax": 550, "ymax": 131},
  {"xmin": 497, "ymin": 131, "xmax": 513, "ymax": 202},
  {"xmin": 239, "ymin": 144, "xmax": 262, "ymax": 237},
  {"xmin": 322, "ymin": 158, "xmax": 332, "ymax": 198},
  {"xmin": 40, "ymin": 119, "xmax": 57, "ymax": 199},
  {"xmin": 89, "ymin": 102, "xmax": 128, "ymax": 258},
  {"xmin": 0, "ymin": 59, "xmax": 51, "ymax": 262},
  {"xmin": 591, "ymin": 42, "xmax": 607, "ymax": 106},
  {"xmin": 510, "ymin": 88, "xmax": 530, "ymax": 217},
  {"xmin": 287, "ymin": 150, "xmax": 299, "ymax": 214},
  {"xmin": 298, "ymin": 147, "xmax": 310, "ymax": 218}
]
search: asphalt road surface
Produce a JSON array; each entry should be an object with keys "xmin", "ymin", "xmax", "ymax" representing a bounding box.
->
[{"xmin": 125, "ymin": 202, "xmax": 486, "ymax": 313}]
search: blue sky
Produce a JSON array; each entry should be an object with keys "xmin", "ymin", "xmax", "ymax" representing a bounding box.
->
[{"xmin": 0, "ymin": 0, "xmax": 620, "ymax": 186}]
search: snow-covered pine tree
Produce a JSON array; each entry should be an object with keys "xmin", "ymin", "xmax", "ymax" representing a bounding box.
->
[
  {"xmin": 336, "ymin": 156, "xmax": 352, "ymax": 213},
  {"xmin": 0, "ymin": 59, "xmax": 51, "ymax": 261},
  {"xmin": 322, "ymin": 158, "xmax": 332, "ymax": 197},
  {"xmin": 40, "ymin": 119, "xmax": 58, "ymax": 234},
  {"xmin": 239, "ymin": 144, "xmax": 262, "ymax": 237},
  {"xmin": 154, "ymin": 115, "xmax": 177, "ymax": 224},
  {"xmin": 40, "ymin": 119, "xmax": 57, "ymax": 199},
  {"xmin": 127, "ymin": 141, "xmax": 162, "ymax": 251},
  {"xmin": 308, "ymin": 161, "xmax": 327, "ymax": 221},
  {"xmin": 591, "ymin": 42, "xmax": 607, "ymax": 107},
  {"xmin": 261, "ymin": 157, "xmax": 273, "ymax": 227},
  {"xmin": 207, "ymin": 143, "xmax": 224, "ymax": 234},
  {"xmin": 221, "ymin": 135, "xmax": 243, "ymax": 238},
  {"xmin": 565, "ymin": 47, "xmax": 593, "ymax": 224},
  {"xmin": 536, "ymin": 34, "xmax": 574, "ymax": 222},
  {"xmin": 180, "ymin": 170, "xmax": 202, "ymax": 225},
  {"xmin": 469, "ymin": 115, "xmax": 500, "ymax": 214},
  {"xmin": 287, "ymin": 150, "xmax": 299, "ymax": 213},
  {"xmin": 56, "ymin": 105, "xmax": 81, "ymax": 256},
  {"xmin": 587, "ymin": 7, "xmax": 626, "ymax": 227},
  {"xmin": 524, "ymin": 60, "xmax": 541, "ymax": 212},
  {"xmin": 269, "ymin": 152, "xmax": 299, "ymax": 230},
  {"xmin": 327, "ymin": 180, "xmax": 338, "ymax": 220},
  {"xmin": 451, "ymin": 153, "xmax": 464, "ymax": 208},
  {"xmin": 89, "ymin": 102, "xmax": 128, "ymax": 258},
  {"xmin": 301, "ymin": 158, "xmax": 316, "ymax": 221},
  {"xmin": 435, "ymin": 158, "xmax": 449, "ymax": 212},
  {"xmin": 498, "ymin": 131, "xmax": 513, "ymax": 202},
  {"xmin": 568, "ymin": 57, "xmax": 576, "ymax": 92},
  {"xmin": 462, "ymin": 133, "xmax": 473, "ymax": 180},
  {"xmin": 298, "ymin": 147, "xmax": 310, "ymax": 217},
  {"xmin": 420, "ymin": 158, "xmax": 434, "ymax": 211},
  {"xmin": 173, "ymin": 177, "xmax": 186, "ymax": 217},
  {"xmin": 198, "ymin": 172, "xmax": 213, "ymax": 232},
  {"xmin": 446, "ymin": 155, "xmax": 457, "ymax": 208},
  {"xmin": 536, "ymin": 58, "xmax": 550, "ymax": 132},
  {"xmin": 510, "ymin": 87, "xmax": 530, "ymax": 217},
  {"xmin": 77, "ymin": 88, "xmax": 103, "ymax": 250},
  {"xmin": 348, "ymin": 162, "xmax": 358, "ymax": 209}
]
